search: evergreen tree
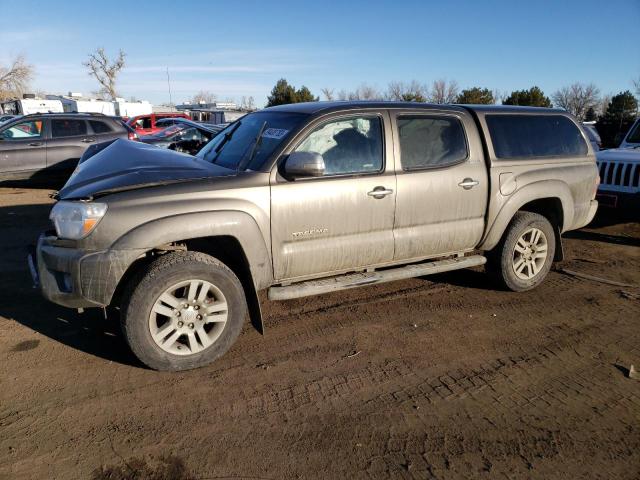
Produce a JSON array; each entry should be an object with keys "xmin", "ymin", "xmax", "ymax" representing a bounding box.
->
[
  {"xmin": 400, "ymin": 92, "xmax": 427, "ymax": 102},
  {"xmin": 266, "ymin": 79, "xmax": 319, "ymax": 107},
  {"xmin": 503, "ymin": 86, "xmax": 552, "ymax": 107},
  {"xmin": 296, "ymin": 85, "xmax": 319, "ymax": 103},
  {"xmin": 596, "ymin": 90, "xmax": 638, "ymax": 147},
  {"xmin": 456, "ymin": 87, "xmax": 494, "ymax": 104},
  {"xmin": 266, "ymin": 78, "xmax": 298, "ymax": 107}
]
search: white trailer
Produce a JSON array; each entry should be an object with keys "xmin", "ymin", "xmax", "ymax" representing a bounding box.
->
[
  {"xmin": 113, "ymin": 99, "xmax": 153, "ymax": 118},
  {"xmin": 0, "ymin": 98, "xmax": 64, "ymax": 115},
  {"xmin": 46, "ymin": 95, "xmax": 116, "ymax": 115}
]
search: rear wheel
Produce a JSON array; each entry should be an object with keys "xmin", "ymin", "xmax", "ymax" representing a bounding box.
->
[
  {"xmin": 488, "ymin": 211, "xmax": 556, "ymax": 292},
  {"xmin": 121, "ymin": 251, "xmax": 247, "ymax": 371}
]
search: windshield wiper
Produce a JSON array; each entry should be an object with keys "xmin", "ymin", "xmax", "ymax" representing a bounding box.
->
[
  {"xmin": 211, "ymin": 121, "xmax": 241, "ymax": 162},
  {"xmin": 237, "ymin": 121, "xmax": 267, "ymax": 172}
]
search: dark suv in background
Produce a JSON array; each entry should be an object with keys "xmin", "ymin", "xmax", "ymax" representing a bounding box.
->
[{"xmin": 0, "ymin": 113, "xmax": 131, "ymax": 181}]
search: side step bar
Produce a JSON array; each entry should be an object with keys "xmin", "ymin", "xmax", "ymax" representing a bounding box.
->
[{"xmin": 268, "ymin": 255, "xmax": 487, "ymax": 301}]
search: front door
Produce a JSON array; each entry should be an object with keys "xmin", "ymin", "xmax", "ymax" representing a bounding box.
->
[
  {"xmin": 271, "ymin": 112, "xmax": 396, "ymax": 281},
  {"xmin": 0, "ymin": 119, "xmax": 46, "ymax": 177},
  {"xmin": 391, "ymin": 111, "xmax": 488, "ymax": 260}
]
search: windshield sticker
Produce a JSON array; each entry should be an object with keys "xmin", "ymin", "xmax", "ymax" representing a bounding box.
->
[{"xmin": 262, "ymin": 128, "xmax": 289, "ymax": 140}]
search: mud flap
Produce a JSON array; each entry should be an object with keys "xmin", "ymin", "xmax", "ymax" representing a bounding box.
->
[
  {"xmin": 245, "ymin": 282, "xmax": 264, "ymax": 335},
  {"xmin": 27, "ymin": 244, "xmax": 39, "ymax": 288},
  {"xmin": 554, "ymin": 224, "xmax": 564, "ymax": 262}
]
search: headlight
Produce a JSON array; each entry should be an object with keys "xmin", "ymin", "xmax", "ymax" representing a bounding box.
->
[{"xmin": 49, "ymin": 201, "xmax": 108, "ymax": 239}]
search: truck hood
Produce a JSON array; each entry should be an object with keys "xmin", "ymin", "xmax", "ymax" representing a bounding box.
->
[
  {"xmin": 597, "ymin": 148, "xmax": 640, "ymax": 162},
  {"xmin": 56, "ymin": 139, "xmax": 236, "ymax": 200}
]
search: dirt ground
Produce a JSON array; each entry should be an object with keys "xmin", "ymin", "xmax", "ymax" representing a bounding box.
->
[{"xmin": 0, "ymin": 184, "xmax": 638, "ymax": 480}]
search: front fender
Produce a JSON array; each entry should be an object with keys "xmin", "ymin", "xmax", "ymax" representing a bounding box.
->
[
  {"xmin": 111, "ymin": 210, "xmax": 273, "ymax": 290},
  {"xmin": 478, "ymin": 180, "xmax": 574, "ymax": 251}
]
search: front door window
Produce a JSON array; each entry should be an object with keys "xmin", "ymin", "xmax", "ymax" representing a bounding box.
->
[
  {"xmin": 1, "ymin": 120, "xmax": 44, "ymax": 140},
  {"xmin": 295, "ymin": 116, "xmax": 383, "ymax": 176}
]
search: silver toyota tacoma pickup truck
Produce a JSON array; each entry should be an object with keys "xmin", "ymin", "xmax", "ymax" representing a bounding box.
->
[{"xmin": 29, "ymin": 101, "xmax": 599, "ymax": 371}]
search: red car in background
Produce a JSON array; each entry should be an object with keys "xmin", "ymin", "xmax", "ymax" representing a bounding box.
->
[{"xmin": 127, "ymin": 112, "xmax": 189, "ymax": 136}]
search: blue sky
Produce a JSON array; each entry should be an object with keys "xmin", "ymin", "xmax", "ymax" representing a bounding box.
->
[{"xmin": 1, "ymin": 0, "xmax": 638, "ymax": 107}]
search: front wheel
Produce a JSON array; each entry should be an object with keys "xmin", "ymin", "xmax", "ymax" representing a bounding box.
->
[
  {"xmin": 488, "ymin": 211, "xmax": 556, "ymax": 292},
  {"xmin": 121, "ymin": 251, "xmax": 247, "ymax": 371}
]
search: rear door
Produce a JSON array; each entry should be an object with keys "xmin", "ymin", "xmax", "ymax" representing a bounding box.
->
[
  {"xmin": 46, "ymin": 118, "xmax": 92, "ymax": 171},
  {"xmin": 0, "ymin": 118, "xmax": 46, "ymax": 177},
  {"xmin": 391, "ymin": 109, "xmax": 488, "ymax": 260},
  {"xmin": 88, "ymin": 119, "xmax": 126, "ymax": 143}
]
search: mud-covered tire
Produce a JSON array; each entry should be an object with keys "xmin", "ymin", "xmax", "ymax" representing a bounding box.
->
[
  {"xmin": 121, "ymin": 251, "xmax": 247, "ymax": 371},
  {"xmin": 488, "ymin": 211, "xmax": 556, "ymax": 292}
]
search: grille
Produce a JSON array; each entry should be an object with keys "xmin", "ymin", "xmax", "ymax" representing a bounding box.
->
[{"xmin": 597, "ymin": 160, "xmax": 640, "ymax": 189}]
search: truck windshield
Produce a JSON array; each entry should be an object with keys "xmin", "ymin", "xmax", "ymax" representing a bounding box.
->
[{"xmin": 197, "ymin": 111, "xmax": 308, "ymax": 171}]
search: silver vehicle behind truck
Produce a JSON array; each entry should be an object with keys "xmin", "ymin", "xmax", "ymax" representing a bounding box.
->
[{"xmin": 30, "ymin": 102, "xmax": 599, "ymax": 371}]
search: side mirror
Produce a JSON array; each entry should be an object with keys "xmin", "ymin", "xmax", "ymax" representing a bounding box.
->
[{"xmin": 284, "ymin": 151, "xmax": 325, "ymax": 178}]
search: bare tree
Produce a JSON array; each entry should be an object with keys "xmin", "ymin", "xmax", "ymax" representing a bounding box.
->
[
  {"xmin": 348, "ymin": 83, "xmax": 383, "ymax": 100},
  {"xmin": 386, "ymin": 80, "xmax": 428, "ymax": 102},
  {"xmin": 430, "ymin": 79, "xmax": 459, "ymax": 104},
  {"xmin": 633, "ymin": 76, "xmax": 640, "ymax": 98},
  {"xmin": 321, "ymin": 87, "xmax": 335, "ymax": 101},
  {"xmin": 492, "ymin": 89, "xmax": 506, "ymax": 104},
  {"xmin": 0, "ymin": 55, "xmax": 34, "ymax": 101},
  {"xmin": 598, "ymin": 93, "xmax": 612, "ymax": 117},
  {"xmin": 552, "ymin": 83, "xmax": 600, "ymax": 121},
  {"xmin": 336, "ymin": 89, "xmax": 348, "ymax": 101},
  {"xmin": 83, "ymin": 48, "xmax": 126, "ymax": 100},
  {"xmin": 240, "ymin": 96, "xmax": 256, "ymax": 111},
  {"xmin": 386, "ymin": 81, "xmax": 405, "ymax": 101},
  {"xmin": 190, "ymin": 90, "xmax": 216, "ymax": 104}
]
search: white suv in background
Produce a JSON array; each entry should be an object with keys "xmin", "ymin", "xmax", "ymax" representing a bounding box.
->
[
  {"xmin": 595, "ymin": 118, "xmax": 640, "ymax": 210},
  {"xmin": 582, "ymin": 122, "xmax": 602, "ymax": 151},
  {"xmin": 619, "ymin": 118, "xmax": 640, "ymax": 149}
]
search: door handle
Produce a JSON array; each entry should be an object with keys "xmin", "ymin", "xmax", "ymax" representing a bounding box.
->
[
  {"xmin": 81, "ymin": 138, "xmax": 95, "ymax": 143},
  {"xmin": 28, "ymin": 142, "xmax": 43, "ymax": 146},
  {"xmin": 458, "ymin": 178, "xmax": 479, "ymax": 190},
  {"xmin": 367, "ymin": 186, "xmax": 394, "ymax": 199}
]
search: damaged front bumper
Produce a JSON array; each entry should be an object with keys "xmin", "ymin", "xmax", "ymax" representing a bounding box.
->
[{"xmin": 29, "ymin": 233, "xmax": 146, "ymax": 309}]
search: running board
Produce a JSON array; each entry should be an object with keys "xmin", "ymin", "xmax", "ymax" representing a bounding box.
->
[{"xmin": 268, "ymin": 255, "xmax": 487, "ymax": 301}]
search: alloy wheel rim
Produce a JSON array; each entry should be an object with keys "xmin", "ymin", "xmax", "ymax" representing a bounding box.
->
[
  {"xmin": 148, "ymin": 279, "xmax": 228, "ymax": 355},
  {"xmin": 512, "ymin": 227, "xmax": 548, "ymax": 280}
]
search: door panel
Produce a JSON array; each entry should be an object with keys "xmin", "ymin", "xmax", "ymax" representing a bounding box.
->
[
  {"xmin": 271, "ymin": 175, "xmax": 396, "ymax": 280},
  {"xmin": 271, "ymin": 112, "xmax": 396, "ymax": 281},
  {"xmin": 46, "ymin": 119, "xmax": 92, "ymax": 171},
  {"xmin": 0, "ymin": 119, "xmax": 46, "ymax": 177},
  {"xmin": 89, "ymin": 120, "xmax": 123, "ymax": 143},
  {"xmin": 392, "ymin": 112, "xmax": 488, "ymax": 260}
]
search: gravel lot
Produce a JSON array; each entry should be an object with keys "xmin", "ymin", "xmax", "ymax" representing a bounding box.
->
[{"xmin": 0, "ymin": 184, "xmax": 638, "ymax": 480}]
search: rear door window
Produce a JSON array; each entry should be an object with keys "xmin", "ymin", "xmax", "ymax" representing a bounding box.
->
[
  {"xmin": 397, "ymin": 116, "xmax": 468, "ymax": 170},
  {"xmin": 486, "ymin": 114, "xmax": 588, "ymax": 159},
  {"xmin": 89, "ymin": 120, "xmax": 112, "ymax": 134},
  {"xmin": 51, "ymin": 119, "xmax": 88, "ymax": 138}
]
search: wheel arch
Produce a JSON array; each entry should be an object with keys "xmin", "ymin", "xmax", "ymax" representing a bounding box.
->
[
  {"xmin": 479, "ymin": 180, "xmax": 573, "ymax": 255},
  {"xmin": 111, "ymin": 210, "xmax": 273, "ymax": 291},
  {"xmin": 109, "ymin": 211, "xmax": 271, "ymax": 334}
]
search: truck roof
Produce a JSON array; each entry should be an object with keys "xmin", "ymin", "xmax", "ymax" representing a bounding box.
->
[{"xmin": 264, "ymin": 101, "xmax": 564, "ymax": 115}]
